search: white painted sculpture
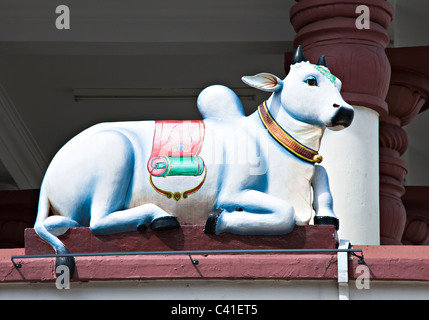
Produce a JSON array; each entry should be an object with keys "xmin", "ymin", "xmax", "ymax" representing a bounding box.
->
[{"xmin": 34, "ymin": 46, "xmax": 354, "ymax": 276}]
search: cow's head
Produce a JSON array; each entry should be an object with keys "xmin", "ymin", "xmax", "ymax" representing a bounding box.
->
[{"xmin": 242, "ymin": 46, "xmax": 354, "ymax": 131}]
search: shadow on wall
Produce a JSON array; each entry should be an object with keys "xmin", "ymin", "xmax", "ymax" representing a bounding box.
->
[{"xmin": 0, "ymin": 189, "xmax": 39, "ymax": 248}]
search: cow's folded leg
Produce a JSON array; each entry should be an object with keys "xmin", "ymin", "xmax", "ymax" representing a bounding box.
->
[
  {"xmin": 43, "ymin": 215, "xmax": 82, "ymax": 236},
  {"xmin": 214, "ymin": 209, "xmax": 295, "ymax": 235},
  {"xmin": 90, "ymin": 203, "xmax": 179, "ymax": 235},
  {"xmin": 207, "ymin": 190, "xmax": 295, "ymax": 235}
]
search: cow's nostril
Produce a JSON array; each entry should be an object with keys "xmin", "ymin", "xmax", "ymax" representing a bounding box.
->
[
  {"xmin": 333, "ymin": 104, "xmax": 340, "ymax": 108},
  {"xmin": 331, "ymin": 106, "xmax": 354, "ymax": 128}
]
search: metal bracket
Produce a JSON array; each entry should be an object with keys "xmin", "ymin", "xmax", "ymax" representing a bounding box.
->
[
  {"xmin": 12, "ymin": 260, "xmax": 22, "ymax": 268},
  {"xmin": 349, "ymin": 250, "xmax": 365, "ymax": 264},
  {"xmin": 337, "ymin": 239, "xmax": 351, "ymax": 300},
  {"xmin": 188, "ymin": 253, "xmax": 199, "ymax": 265}
]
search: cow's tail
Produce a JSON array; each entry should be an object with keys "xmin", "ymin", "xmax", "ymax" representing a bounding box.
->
[{"xmin": 34, "ymin": 181, "xmax": 75, "ymax": 278}]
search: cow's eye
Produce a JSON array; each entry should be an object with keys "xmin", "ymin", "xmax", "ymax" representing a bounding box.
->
[{"xmin": 305, "ymin": 77, "xmax": 318, "ymax": 87}]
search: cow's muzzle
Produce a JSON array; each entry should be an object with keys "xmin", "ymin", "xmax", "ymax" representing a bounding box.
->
[{"xmin": 329, "ymin": 106, "xmax": 354, "ymax": 130}]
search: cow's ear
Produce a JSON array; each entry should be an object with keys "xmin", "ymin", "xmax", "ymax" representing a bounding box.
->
[{"xmin": 241, "ymin": 73, "xmax": 283, "ymax": 92}]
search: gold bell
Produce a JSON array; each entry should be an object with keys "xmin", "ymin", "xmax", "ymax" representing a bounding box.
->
[{"xmin": 313, "ymin": 154, "xmax": 323, "ymax": 163}]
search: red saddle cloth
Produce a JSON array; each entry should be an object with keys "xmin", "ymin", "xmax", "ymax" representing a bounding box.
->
[{"xmin": 147, "ymin": 120, "xmax": 205, "ymax": 177}]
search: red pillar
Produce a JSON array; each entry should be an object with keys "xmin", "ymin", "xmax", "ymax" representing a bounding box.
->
[
  {"xmin": 289, "ymin": 0, "xmax": 393, "ymax": 244},
  {"xmin": 382, "ymin": 47, "xmax": 429, "ymax": 244}
]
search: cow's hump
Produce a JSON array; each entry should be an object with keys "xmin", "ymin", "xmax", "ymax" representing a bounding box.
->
[{"xmin": 197, "ymin": 85, "xmax": 245, "ymax": 121}]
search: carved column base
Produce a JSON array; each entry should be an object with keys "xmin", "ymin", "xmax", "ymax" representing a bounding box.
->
[
  {"xmin": 402, "ymin": 186, "xmax": 429, "ymax": 245},
  {"xmin": 379, "ymin": 119, "xmax": 408, "ymax": 245}
]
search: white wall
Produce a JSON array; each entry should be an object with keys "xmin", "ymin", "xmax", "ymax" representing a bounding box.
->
[{"xmin": 1, "ymin": 279, "xmax": 429, "ymax": 300}]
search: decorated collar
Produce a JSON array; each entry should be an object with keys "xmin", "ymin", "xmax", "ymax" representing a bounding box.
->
[{"xmin": 258, "ymin": 101, "xmax": 323, "ymax": 164}]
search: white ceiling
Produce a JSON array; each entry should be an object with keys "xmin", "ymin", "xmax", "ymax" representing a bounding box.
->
[{"xmin": 0, "ymin": 0, "xmax": 429, "ymax": 190}]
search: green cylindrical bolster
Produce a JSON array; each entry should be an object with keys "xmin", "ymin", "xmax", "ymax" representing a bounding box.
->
[{"xmin": 151, "ymin": 156, "xmax": 204, "ymax": 177}]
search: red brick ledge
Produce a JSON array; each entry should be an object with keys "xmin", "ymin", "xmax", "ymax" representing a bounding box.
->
[
  {"xmin": 1, "ymin": 227, "xmax": 429, "ymax": 283},
  {"xmin": 2, "ymin": 250, "xmax": 338, "ymax": 282},
  {"xmin": 351, "ymin": 246, "xmax": 429, "ymax": 282},
  {"xmin": 3, "ymin": 246, "xmax": 429, "ymax": 283},
  {"xmin": 2, "ymin": 225, "xmax": 340, "ymax": 282},
  {"xmin": 2, "ymin": 246, "xmax": 429, "ymax": 283}
]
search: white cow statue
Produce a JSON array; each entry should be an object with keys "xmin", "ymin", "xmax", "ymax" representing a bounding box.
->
[{"xmin": 34, "ymin": 46, "xmax": 354, "ymax": 277}]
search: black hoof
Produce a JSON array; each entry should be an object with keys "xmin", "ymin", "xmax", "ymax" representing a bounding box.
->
[
  {"xmin": 150, "ymin": 216, "xmax": 180, "ymax": 231},
  {"xmin": 137, "ymin": 223, "xmax": 148, "ymax": 232},
  {"xmin": 314, "ymin": 216, "xmax": 339, "ymax": 230},
  {"xmin": 204, "ymin": 209, "xmax": 223, "ymax": 234},
  {"xmin": 55, "ymin": 254, "xmax": 75, "ymax": 280}
]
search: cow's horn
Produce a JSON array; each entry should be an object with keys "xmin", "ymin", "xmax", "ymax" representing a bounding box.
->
[
  {"xmin": 291, "ymin": 45, "xmax": 307, "ymax": 65},
  {"xmin": 317, "ymin": 55, "xmax": 328, "ymax": 68}
]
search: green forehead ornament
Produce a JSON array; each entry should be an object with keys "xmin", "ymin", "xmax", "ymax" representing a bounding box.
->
[{"xmin": 313, "ymin": 65, "xmax": 337, "ymax": 86}]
